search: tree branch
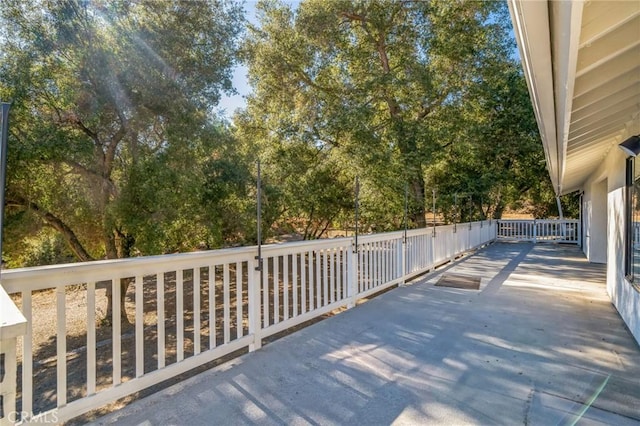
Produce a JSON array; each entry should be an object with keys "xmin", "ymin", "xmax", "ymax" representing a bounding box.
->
[
  {"xmin": 303, "ymin": 206, "xmax": 315, "ymax": 240},
  {"xmin": 291, "ymin": 66, "xmax": 336, "ymax": 95},
  {"xmin": 317, "ymin": 213, "xmax": 337, "ymax": 239},
  {"xmin": 416, "ymin": 92, "xmax": 448, "ymax": 121},
  {"xmin": 73, "ymin": 118, "xmax": 101, "ymax": 144},
  {"xmin": 64, "ymin": 159, "xmax": 101, "ymax": 180},
  {"xmin": 339, "ymin": 11, "xmax": 365, "ymax": 23},
  {"xmin": 340, "ymin": 8, "xmax": 406, "ymax": 119},
  {"xmin": 104, "ymin": 123, "xmax": 127, "ymax": 177},
  {"xmin": 8, "ymin": 194, "xmax": 94, "ymax": 262},
  {"xmin": 55, "ymin": 108, "xmax": 102, "ymax": 147}
]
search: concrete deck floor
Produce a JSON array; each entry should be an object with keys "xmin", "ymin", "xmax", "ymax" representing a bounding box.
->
[{"xmin": 93, "ymin": 242, "xmax": 640, "ymax": 425}]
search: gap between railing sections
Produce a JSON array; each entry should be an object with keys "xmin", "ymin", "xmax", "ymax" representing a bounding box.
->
[{"xmin": 0, "ymin": 221, "xmax": 496, "ymax": 425}]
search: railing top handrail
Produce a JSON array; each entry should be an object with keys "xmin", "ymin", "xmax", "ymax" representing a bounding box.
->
[
  {"xmin": 0, "ymin": 239, "xmax": 352, "ymax": 293},
  {"xmin": 261, "ymin": 236, "xmax": 353, "ymax": 256},
  {"xmin": 2, "ymin": 236, "xmax": 353, "ymax": 273},
  {"xmin": 4, "ymin": 244, "xmax": 254, "ymax": 274},
  {"xmin": 358, "ymin": 229, "xmax": 404, "ymax": 242},
  {"xmin": 497, "ymin": 219, "xmax": 578, "ymax": 222},
  {"xmin": 1, "ymin": 220, "xmax": 492, "ymax": 293},
  {"xmin": 404, "ymin": 221, "xmax": 492, "ymax": 237},
  {"xmin": 0, "ymin": 283, "xmax": 27, "ymax": 338}
]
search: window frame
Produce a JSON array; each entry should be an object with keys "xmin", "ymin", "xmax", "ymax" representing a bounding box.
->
[
  {"xmin": 625, "ymin": 156, "xmax": 640, "ymax": 292},
  {"xmin": 625, "ymin": 157, "xmax": 633, "ymax": 282}
]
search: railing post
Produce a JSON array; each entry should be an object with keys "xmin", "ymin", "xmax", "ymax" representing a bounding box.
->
[
  {"xmin": 0, "ymin": 338, "xmax": 18, "ymax": 426},
  {"xmin": 347, "ymin": 240, "xmax": 357, "ymax": 308},
  {"xmin": 401, "ymin": 237, "xmax": 406, "ymax": 285},
  {"xmin": 533, "ymin": 219, "xmax": 537, "ymax": 244},
  {"xmin": 248, "ymin": 255, "xmax": 262, "ymax": 352},
  {"xmin": 0, "ymin": 285, "xmax": 27, "ymax": 426},
  {"xmin": 577, "ymin": 218, "xmax": 582, "ymax": 246}
]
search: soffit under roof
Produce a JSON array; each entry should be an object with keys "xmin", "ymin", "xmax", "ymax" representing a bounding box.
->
[{"xmin": 509, "ymin": 0, "xmax": 640, "ymax": 195}]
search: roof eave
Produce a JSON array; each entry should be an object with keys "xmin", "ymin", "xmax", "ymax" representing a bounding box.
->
[{"xmin": 508, "ymin": 0, "xmax": 583, "ymax": 196}]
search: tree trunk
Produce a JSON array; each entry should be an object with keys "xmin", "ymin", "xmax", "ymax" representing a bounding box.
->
[
  {"xmin": 395, "ymin": 122, "xmax": 426, "ymax": 227},
  {"xmin": 409, "ymin": 174, "xmax": 426, "ymax": 227},
  {"xmin": 493, "ymin": 199, "xmax": 506, "ymax": 219},
  {"xmin": 104, "ymin": 227, "xmax": 131, "ymax": 325},
  {"xmin": 102, "ymin": 164, "xmax": 130, "ymax": 323},
  {"xmin": 358, "ymin": 15, "xmax": 428, "ymax": 228}
]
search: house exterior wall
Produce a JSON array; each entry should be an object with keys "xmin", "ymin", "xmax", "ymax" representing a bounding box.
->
[
  {"xmin": 583, "ymin": 178, "xmax": 607, "ymax": 263},
  {"xmin": 582, "ymin": 145, "xmax": 640, "ymax": 344}
]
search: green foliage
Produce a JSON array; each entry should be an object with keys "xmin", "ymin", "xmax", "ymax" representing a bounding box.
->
[
  {"xmin": 18, "ymin": 231, "xmax": 76, "ymax": 268},
  {"xmin": 1, "ymin": 0, "xmax": 245, "ymax": 264},
  {"xmin": 237, "ymin": 0, "xmax": 552, "ymax": 231},
  {"xmin": 201, "ymin": 146, "xmax": 257, "ymax": 247},
  {"xmin": 426, "ymin": 61, "xmax": 552, "ymax": 221},
  {"xmin": 0, "ymin": 0, "xmax": 568, "ymax": 267}
]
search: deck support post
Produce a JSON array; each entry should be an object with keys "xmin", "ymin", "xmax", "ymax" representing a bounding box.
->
[
  {"xmin": 0, "ymin": 285, "xmax": 26, "ymax": 426},
  {"xmin": 347, "ymin": 242, "xmax": 357, "ymax": 309},
  {"xmin": 248, "ymin": 256, "xmax": 262, "ymax": 352},
  {"xmin": 399, "ymin": 238, "xmax": 406, "ymax": 286}
]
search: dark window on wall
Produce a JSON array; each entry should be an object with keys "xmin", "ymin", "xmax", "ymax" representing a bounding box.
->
[
  {"xmin": 626, "ymin": 158, "xmax": 633, "ymax": 280},
  {"xmin": 625, "ymin": 157, "xmax": 640, "ymax": 284}
]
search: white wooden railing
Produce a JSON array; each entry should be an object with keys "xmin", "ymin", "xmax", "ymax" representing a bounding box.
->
[
  {"xmin": 633, "ymin": 222, "xmax": 640, "ymax": 247},
  {"xmin": 496, "ymin": 219, "xmax": 580, "ymax": 244},
  {"xmin": 0, "ymin": 286, "xmax": 27, "ymax": 425},
  {"xmin": 0, "ymin": 221, "xmax": 495, "ymax": 424}
]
